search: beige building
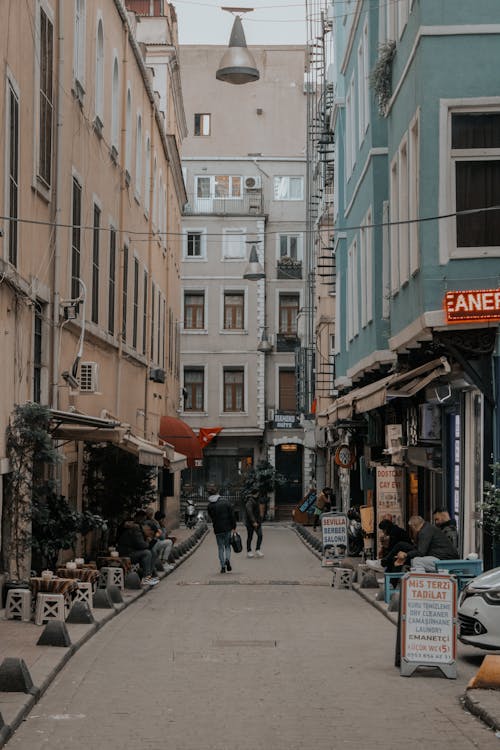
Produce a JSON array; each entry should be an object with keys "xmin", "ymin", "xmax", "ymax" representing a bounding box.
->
[
  {"xmin": 0, "ymin": 0, "xmax": 187, "ymax": 573},
  {"xmin": 179, "ymin": 45, "xmax": 311, "ymax": 519}
]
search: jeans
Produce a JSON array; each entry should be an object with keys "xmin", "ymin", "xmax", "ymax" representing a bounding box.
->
[
  {"xmin": 246, "ymin": 524, "xmax": 263, "ymax": 552},
  {"xmin": 151, "ymin": 539, "xmax": 173, "ymax": 570},
  {"xmin": 411, "ymin": 556, "xmax": 439, "ymax": 573},
  {"xmin": 129, "ymin": 549, "xmax": 152, "ymax": 577},
  {"xmin": 216, "ymin": 531, "xmax": 232, "ymax": 568}
]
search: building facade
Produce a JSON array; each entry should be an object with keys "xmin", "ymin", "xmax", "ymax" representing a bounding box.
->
[
  {"xmin": 0, "ymin": 0, "xmax": 187, "ymax": 575},
  {"xmin": 179, "ymin": 44, "xmax": 310, "ymax": 518},
  {"xmin": 316, "ymin": 0, "xmax": 500, "ymax": 562}
]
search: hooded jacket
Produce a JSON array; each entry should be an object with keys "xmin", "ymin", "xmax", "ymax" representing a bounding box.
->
[
  {"xmin": 207, "ymin": 494, "xmax": 236, "ymax": 535},
  {"xmin": 406, "ymin": 522, "xmax": 459, "ymax": 561}
]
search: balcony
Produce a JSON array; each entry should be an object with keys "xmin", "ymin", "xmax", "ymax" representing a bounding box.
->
[
  {"xmin": 183, "ymin": 193, "xmax": 265, "ymax": 216},
  {"xmin": 276, "ymin": 333, "xmax": 300, "ymax": 352},
  {"xmin": 277, "ymin": 257, "xmax": 302, "ymax": 279}
]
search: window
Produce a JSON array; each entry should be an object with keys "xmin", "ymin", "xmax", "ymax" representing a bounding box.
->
[
  {"xmin": 162, "ymin": 298, "xmax": 167, "ymax": 368},
  {"xmin": 71, "ymin": 178, "xmax": 81, "ymax": 300},
  {"xmin": 195, "ymin": 175, "xmax": 242, "ymax": 200},
  {"xmin": 91, "ymin": 204, "xmax": 100, "ymax": 324},
  {"xmin": 279, "ymin": 294, "xmax": 299, "ymax": 335},
  {"xmin": 132, "ymin": 257, "xmax": 139, "ymax": 349},
  {"xmin": 108, "ymin": 228, "xmax": 116, "ymax": 335},
  {"xmin": 151, "ymin": 282, "xmax": 156, "ymax": 360},
  {"xmin": 278, "ymin": 234, "xmax": 302, "ymax": 260},
  {"xmin": 224, "ymin": 292, "xmax": 244, "ymax": 330},
  {"xmin": 273, "ymin": 176, "xmax": 304, "ymax": 200},
  {"xmin": 224, "ymin": 369, "xmax": 244, "ymax": 412},
  {"xmin": 142, "ymin": 270, "xmax": 148, "ymax": 355},
  {"xmin": 360, "ymin": 211, "xmax": 373, "ymax": 328},
  {"xmin": 279, "ymin": 370, "xmax": 296, "ymax": 411},
  {"xmin": 144, "ymin": 136, "xmax": 151, "ymax": 213},
  {"xmin": 33, "ymin": 302, "xmax": 43, "ymax": 403},
  {"xmin": 122, "ymin": 245, "xmax": 128, "ymax": 342},
  {"xmin": 409, "ymin": 115, "xmax": 420, "ymax": 274},
  {"xmin": 347, "ymin": 239, "xmax": 359, "ymax": 341},
  {"xmin": 157, "ymin": 288, "xmax": 161, "ymax": 364},
  {"xmin": 7, "ymin": 80, "xmax": 19, "ymax": 267},
  {"xmin": 346, "ymin": 75, "xmax": 356, "ymax": 176},
  {"xmin": 184, "ymin": 368, "xmax": 204, "ymax": 411},
  {"xmin": 135, "ymin": 114, "xmax": 142, "ymax": 196},
  {"xmin": 184, "ymin": 292, "xmax": 205, "ymax": 329},
  {"xmin": 95, "ymin": 19, "xmax": 104, "ymax": 122},
  {"xmin": 185, "ymin": 230, "xmax": 205, "ymax": 258},
  {"xmin": 111, "ymin": 57, "xmax": 119, "ymax": 150},
  {"xmin": 358, "ymin": 21, "xmax": 369, "ymax": 141},
  {"xmin": 39, "ymin": 8, "xmax": 54, "ymax": 186},
  {"xmin": 74, "ymin": 0, "xmax": 86, "ymax": 93},
  {"xmin": 398, "ymin": 138, "xmax": 410, "ymax": 285},
  {"xmin": 453, "ymin": 112, "xmax": 500, "ymax": 249},
  {"xmin": 194, "ymin": 113, "xmax": 211, "ymax": 136},
  {"xmin": 390, "ymin": 159, "xmax": 399, "ymax": 294},
  {"xmin": 223, "ymin": 228, "xmax": 246, "ymax": 259},
  {"xmin": 125, "ymin": 89, "xmax": 132, "ymax": 176}
]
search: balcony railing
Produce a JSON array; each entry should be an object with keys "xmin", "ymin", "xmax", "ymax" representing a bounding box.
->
[
  {"xmin": 183, "ymin": 193, "xmax": 265, "ymax": 216},
  {"xmin": 277, "ymin": 258, "xmax": 302, "ymax": 279},
  {"xmin": 276, "ymin": 333, "xmax": 300, "ymax": 352}
]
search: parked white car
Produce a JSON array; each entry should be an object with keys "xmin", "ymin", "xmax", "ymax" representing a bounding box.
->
[{"xmin": 458, "ymin": 566, "xmax": 500, "ymax": 650}]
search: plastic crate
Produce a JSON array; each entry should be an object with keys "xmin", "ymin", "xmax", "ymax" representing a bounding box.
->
[{"xmin": 434, "ymin": 559, "xmax": 483, "ymax": 577}]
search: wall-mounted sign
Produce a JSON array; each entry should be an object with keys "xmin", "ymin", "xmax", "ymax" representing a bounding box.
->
[
  {"xmin": 376, "ymin": 465, "xmax": 405, "ymax": 529},
  {"xmin": 400, "ymin": 573, "xmax": 457, "ymax": 679},
  {"xmin": 274, "ymin": 412, "xmax": 301, "ymax": 429},
  {"xmin": 334, "ymin": 444, "xmax": 356, "ymax": 468},
  {"xmin": 321, "ymin": 512, "xmax": 348, "ymax": 555},
  {"xmin": 444, "ymin": 288, "xmax": 500, "ymax": 324}
]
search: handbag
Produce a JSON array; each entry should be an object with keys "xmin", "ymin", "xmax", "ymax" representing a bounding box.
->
[{"xmin": 231, "ymin": 531, "xmax": 243, "ymax": 553}]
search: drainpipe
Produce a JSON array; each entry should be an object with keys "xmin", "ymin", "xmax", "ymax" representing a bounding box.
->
[
  {"xmin": 51, "ymin": 0, "xmax": 64, "ymax": 409},
  {"xmin": 144, "ymin": 103, "xmax": 155, "ymax": 441}
]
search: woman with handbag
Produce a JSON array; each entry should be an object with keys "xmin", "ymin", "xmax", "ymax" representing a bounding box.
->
[{"xmin": 206, "ymin": 485, "xmax": 237, "ymax": 573}]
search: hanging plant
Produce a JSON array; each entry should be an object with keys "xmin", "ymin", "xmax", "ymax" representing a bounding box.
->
[{"xmin": 369, "ymin": 40, "xmax": 397, "ymax": 117}]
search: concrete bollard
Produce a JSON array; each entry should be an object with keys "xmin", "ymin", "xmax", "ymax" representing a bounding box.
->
[
  {"xmin": 36, "ymin": 621, "xmax": 72, "ymax": 647},
  {"xmin": 66, "ymin": 601, "xmax": 95, "ymax": 624},
  {"xmin": 359, "ymin": 571, "xmax": 380, "ymax": 589},
  {"xmin": 388, "ymin": 592, "xmax": 400, "ymax": 611},
  {"xmin": 124, "ymin": 571, "xmax": 141, "ymax": 589},
  {"xmin": 107, "ymin": 584, "xmax": 124, "ymax": 604},
  {"xmin": 0, "ymin": 658, "xmax": 36, "ymax": 694},
  {"xmin": 93, "ymin": 588, "xmax": 114, "ymax": 608}
]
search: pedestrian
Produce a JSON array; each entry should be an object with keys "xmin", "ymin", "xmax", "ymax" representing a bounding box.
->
[
  {"xmin": 313, "ymin": 487, "xmax": 333, "ymax": 531},
  {"xmin": 245, "ymin": 489, "xmax": 264, "ymax": 558},
  {"xmin": 206, "ymin": 485, "xmax": 237, "ymax": 573}
]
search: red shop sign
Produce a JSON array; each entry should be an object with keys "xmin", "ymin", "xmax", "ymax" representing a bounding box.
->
[{"xmin": 444, "ymin": 288, "xmax": 500, "ymax": 324}]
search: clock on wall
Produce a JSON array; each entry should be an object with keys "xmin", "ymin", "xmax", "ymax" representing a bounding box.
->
[{"xmin": 334, "ymin": 444, "xmax": 356, "ymax": 469}]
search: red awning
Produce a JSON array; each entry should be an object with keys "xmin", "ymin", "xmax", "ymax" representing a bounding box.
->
[{"xmin": 158, "ymin": 416, "xmax": 203, "ymax": 468}]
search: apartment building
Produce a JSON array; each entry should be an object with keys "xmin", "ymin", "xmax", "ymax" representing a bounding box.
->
[{"xmin": 179, "ymin": 44, "xmax": 310, "ymax": 518}]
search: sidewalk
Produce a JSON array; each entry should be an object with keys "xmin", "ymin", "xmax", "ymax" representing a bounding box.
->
[
  {"xmin": 296, "ymin": 523, "xmax": 500, "ymax": 734},
  {"xmin": 0, "ymin": 525, "xmax": 206, "ymax": 747}
]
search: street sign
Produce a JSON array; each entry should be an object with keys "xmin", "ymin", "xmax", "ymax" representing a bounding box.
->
[
  {"xmin": 321, "ymin": 513, "xmax": 348, "ymax": 557},
  {"xmin": 400, "ymin": 573, "xmax": 457, "ymax": 679}
]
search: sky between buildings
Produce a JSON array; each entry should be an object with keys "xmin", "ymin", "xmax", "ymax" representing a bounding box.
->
[{"xmin": 174, "ymin": 0, "xmax": 307, "ymax": 45}]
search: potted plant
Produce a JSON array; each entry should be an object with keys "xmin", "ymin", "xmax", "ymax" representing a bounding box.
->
[
  {"xmin": 369, "ymin": 40, "xmax": 397, "ymax": 117},
  {"xmin": 242, "ymin": 460, "xmax": 285, "ymax": 519}
]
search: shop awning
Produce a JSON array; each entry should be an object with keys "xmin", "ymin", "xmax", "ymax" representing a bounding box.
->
[
  {"xmin": 168, "ymin": 451, "xmax": 188, "ymax": 473},
  {"xmin": 158, "ymin": 416, "xmax": 203, "ymax": 468},
  {"xmin": 320, "ymin": 357, "xmax": 451, "ymax": 424},
  {"xmin": 119, "ymin": 432, "xmax": 165, "ymax": 467}
]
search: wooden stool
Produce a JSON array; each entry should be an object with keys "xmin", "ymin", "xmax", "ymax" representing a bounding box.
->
[
  {"xmin": 74, "ymin": 582, "xmax": 93, "ymax": 608},
  {"xmin": 5, "ymin": 588, "xmax": 32, "ymax": 622},
  {"xmin": 332, "ymin": 568, "xmax": 355, "ymax": 589},
  {"xmin": 99, "ymin": 567, "xmax": 124, "ymax": 590},
  {"xmin": 35, "ymin": 593, "xmax": 65, "ymax": 625}
]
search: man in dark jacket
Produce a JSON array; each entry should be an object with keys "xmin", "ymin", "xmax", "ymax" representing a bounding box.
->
[
  {"xmin": 245, "ymin": 490, "xmax": 264, "ymax": 558},
  {"xmin": 395, "ymin": 515, "xmax": 459, "ymax": 572},
  {"xmin": 433, "ymin": 508, "xmax": 459, "ymax": 550},
  {"xmin": 117, "ymin": 518, "xmax": 159, "ymax": 585},
  {"xmin": 206, "ymin": 486, "xmax": 237, "ymax": 573}
]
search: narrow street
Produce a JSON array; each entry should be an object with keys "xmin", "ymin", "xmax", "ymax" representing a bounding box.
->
[{"xmin": 6, "ymin": 527, "xmax": 497, "ymax": 750}]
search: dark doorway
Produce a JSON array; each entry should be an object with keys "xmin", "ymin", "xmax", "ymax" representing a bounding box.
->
[{"xmin": 275, "ymin": 444, "xmax": 303, "ymax": 505}]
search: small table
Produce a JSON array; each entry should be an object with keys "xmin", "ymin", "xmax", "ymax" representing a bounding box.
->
[
  {"xmin": 96, "ymin": 556, "xmax": 132, "ymax": 574},
  {"xmin": 30, "ymin": 576, "xmax": 79, "ymax": 605},
  {"xmin": 56, "ymin": 568, "xmax": 100, "ymax": 587}
]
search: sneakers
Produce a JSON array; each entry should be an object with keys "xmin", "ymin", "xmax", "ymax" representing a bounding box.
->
[
  {"xmin": 247, "ymin": 551, "xmax": 254, "ymax": 558},
  {"xmin": 163, "ymin": 563, "xmax": 175, "ymax": 572},
  {"xmin": 255, "ymin": 550, "xmax": 264, "ymax": 558},
  {"xmin": 366, "ymin": 559, "xmax": 384, "ymax": 571},
  {"xmin": 225, "ymin": 561, "xmax": 232, "ymax": 572},
  {"xmin": 142, "ymin": 576, "xmax": 160, "ymax": 586},
  {"xmin": 220, "ymin": 565, "xmax": 226, "ymax": 573}
]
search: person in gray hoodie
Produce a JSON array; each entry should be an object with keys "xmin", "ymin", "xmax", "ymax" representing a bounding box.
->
[{"xmin": 206, "ymin": 485, "xmax": 237, "ymax": 573}]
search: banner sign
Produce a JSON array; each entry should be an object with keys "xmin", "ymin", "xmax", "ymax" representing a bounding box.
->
[
  {"xmin": 376, "ymin": 465, "xmax": 405, "ymax": 553},
  {"xmin": 274, "ymin": 411, "xmax": 301, "ymax": 429},
  {"xmin": 321, "ymin": 513, "xmax": 348, "ymax": 556},
  {"xmin": 400, "ymin": 573, "xmax": 457, "ymax": 679},
  {"xmin": 444, "ymin": 288, "xmax": 500, "ymax": 324}
]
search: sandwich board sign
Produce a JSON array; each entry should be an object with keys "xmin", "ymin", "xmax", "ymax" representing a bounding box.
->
[
  {"xmin": 399, "ymin": 573, "xmax": 457, "ymax": 679},
  {"xmin": 321, "ymin": 513, "xmax": 348, "ymax": 564}
]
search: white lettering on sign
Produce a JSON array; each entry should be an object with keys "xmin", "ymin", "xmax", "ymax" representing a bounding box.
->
[
  {"xmin": 401, "ymin": 574, "xmax": 457, "ymax": 666},
  {"xmin": 444, "ymin": 288, "xmax": 500, "ymax": 323}
]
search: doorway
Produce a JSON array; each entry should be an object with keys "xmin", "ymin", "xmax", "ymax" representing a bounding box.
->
[{"xmin": 275, "ymin": 443, "xmax": 303, "ymax": 506}]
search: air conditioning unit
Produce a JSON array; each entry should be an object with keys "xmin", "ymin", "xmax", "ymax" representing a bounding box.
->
[
  {"xmin": 244, "ymin": 175, "xmax": 261, "ymax": 191},
  {"xmin": 150, "ymin": 367, "xmax": 166, "ymax": 383},
  {"xmin": 79, "ymin": 362, "xmax": 99, "ymax": 393}
]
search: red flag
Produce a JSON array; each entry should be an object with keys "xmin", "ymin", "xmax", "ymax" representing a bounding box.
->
[
  {"xmin": 198, "ymin": 427, "xmax": 223, "ymax": 448},
  {"xmin": 311, "ymin": 398, "xmax": 317, "ymax": 414}
]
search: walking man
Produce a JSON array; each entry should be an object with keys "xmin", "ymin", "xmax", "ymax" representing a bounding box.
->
[
  {"xmin": 206, "ymin": 485, "xmax": 237, "ymax": 573},
  {"xmin": 245, "ymin": 489, "xmax": 264, "ymax": 558}
]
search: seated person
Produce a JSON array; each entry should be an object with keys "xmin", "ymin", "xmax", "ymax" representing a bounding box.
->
[
  {"xmin": 117, "ymin": 517, "xmax": 159, "ymax": 586},
  {"xmin": 152, "ymin": 511, "xmax": 175, "ymax": 571},
  {"xmin": 394, "ymin": 515, "xmax": 459, "ymax": 573},
  {"xmin": 433, "ymin": 508, "xmax": 458, "ymax": 549},
  {"xmin": 367, "ymin": 519, "xmax": 414, "ymax": 574}
]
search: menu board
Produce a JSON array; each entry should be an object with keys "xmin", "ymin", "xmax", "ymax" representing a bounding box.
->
[{"xmin": 400, "ymin": 573, "xmax": 457, "ymax": 679}]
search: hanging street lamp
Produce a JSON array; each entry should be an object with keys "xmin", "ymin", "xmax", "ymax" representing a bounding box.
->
[{"xmin": 216, "ymin": 8, "xmax": 260, "ymax": 85}]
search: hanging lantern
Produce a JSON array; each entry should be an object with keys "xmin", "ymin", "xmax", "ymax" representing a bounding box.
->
[{"xmin": 216, "ymin": 14, "xmax": 260, "ymax": 85}]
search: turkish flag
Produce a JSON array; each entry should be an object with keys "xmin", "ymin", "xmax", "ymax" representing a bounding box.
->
[{"xmin": 198, "ymin": 427, "xmax": 223, "ymax": 448}]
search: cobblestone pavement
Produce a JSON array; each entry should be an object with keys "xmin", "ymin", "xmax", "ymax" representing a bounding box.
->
[{"xmin": 4, "ymin": 526, "xmax": 500, "ymax": 750}]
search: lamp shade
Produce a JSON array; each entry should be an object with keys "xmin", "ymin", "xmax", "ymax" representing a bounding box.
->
[
  {"xmin": 216, "ymin": 16, "xmax": 260, "ymax": 85},
  {"xmin": 243, "ymin": 245, "xmax": 265, "ymax": 280}
]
